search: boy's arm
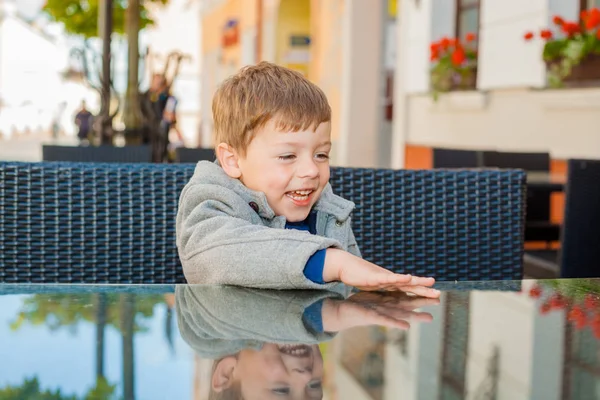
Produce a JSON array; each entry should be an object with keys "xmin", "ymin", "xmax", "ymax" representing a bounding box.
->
[{"xmin": 176, "ymin": 185, "xmax": 343, "ymax": 289}]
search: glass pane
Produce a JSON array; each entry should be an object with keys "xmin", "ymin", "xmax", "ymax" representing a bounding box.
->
[
  {"xmin": 459, "ymin": 0, "xmax": 479, "ymax": 7},
  {"xmin": 589, "ymin": 0, "xmax": 600, "ymax": 9},
  {"xmin": 459, "ymin": 7, "xmax": 479, "ymax": 41}
]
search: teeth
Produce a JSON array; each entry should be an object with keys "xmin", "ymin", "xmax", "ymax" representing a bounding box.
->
[{"xmin": 293, "ymin": 190, "xmax": 312, "ymax": 195}]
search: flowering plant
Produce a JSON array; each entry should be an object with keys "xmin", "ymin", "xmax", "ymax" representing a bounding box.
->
[
  {"xmin": 429, "ymin": 33, "xmax": 478, "ymax": 100},
  {"xmin": 524, "ymin": 8, "xmax": 600, "ymax": 87},
  {"xmin": 528, "ymin": 279, "xmax": 600, "ymax": 338}
]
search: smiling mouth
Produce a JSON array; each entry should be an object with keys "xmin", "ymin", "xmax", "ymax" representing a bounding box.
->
[
  {"xmin": 286, "ymin": 190, "xmax": 314, "ymax": 200},
  {"xmin": 285, "ymin": 190, "xmax": 314, "ymax": 202},
  {"xmin": 277, "ymin": 344, "xmax": 313, "ymax": 357}
]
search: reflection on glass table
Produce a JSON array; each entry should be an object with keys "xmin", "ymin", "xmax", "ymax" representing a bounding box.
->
[{"xmin": 1, "ymin": 279, "xmax": 600, "ymax": 400}]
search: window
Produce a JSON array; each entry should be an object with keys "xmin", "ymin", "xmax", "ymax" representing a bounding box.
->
[
  {"xmin": 581, "ymin": 0, "xmax": 600, "ymax": 10},
  {"xmin": 456, "ymin": 0, "xmax": 481, "ymax": 43},
  {"xmin": 454, "ymin": 0, "xmax": 480, "ymax": 90}
]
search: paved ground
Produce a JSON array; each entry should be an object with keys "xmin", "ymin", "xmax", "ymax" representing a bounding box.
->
[{"xmin": 0, "ymin": 134, "xmax": 78, "ymax": 162}]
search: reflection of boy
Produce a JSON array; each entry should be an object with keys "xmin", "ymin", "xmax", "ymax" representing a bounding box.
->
[
  {"xmin": 176, "ymin": 62, "xmax": 439, "ymax": 297},
  {"xmin": 176, "ymin": 286, "xmax": 438, "ymax": 399}
]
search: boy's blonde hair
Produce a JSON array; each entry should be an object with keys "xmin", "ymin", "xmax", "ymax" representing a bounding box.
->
[{"xmin": 212, "ymin": 62, "xmax": 331, "ymax": 155}]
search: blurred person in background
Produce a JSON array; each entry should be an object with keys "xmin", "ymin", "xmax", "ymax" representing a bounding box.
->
[{"xmin": 74, "ymin": 100, "xmax": 94, "ymax": 145}]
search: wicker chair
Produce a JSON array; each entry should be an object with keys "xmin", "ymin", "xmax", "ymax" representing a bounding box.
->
[
  {"xmin": 42, "ymin": 145, "xmax": 152, "ymax": 163},
  {"xmin": 0, "ymin": 162, "xmax": 525, "ymax": 283}
]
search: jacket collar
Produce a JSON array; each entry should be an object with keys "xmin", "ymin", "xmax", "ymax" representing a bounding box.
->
[{"xmin": 203, "ymin": 160, "xmax": 355, "ymax": 222}]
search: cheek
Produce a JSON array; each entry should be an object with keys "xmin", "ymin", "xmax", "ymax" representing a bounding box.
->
[{"xmin": 320, "ymin": 166, "xmax": 330, "ymax": 185}]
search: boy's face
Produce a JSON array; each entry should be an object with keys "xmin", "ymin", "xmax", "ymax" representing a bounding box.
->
[
  {"xmin": 231, "ymin": 344, "xmax": 324, "ymax": 399},
  {"xmin": 236, "ymin": 120, "xmax": 332, "ymax": 222}
]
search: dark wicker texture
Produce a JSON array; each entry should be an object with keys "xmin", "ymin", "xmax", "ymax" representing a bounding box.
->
[
  {"xmin": 330, "ymin": 167, "xmax": 525, "ymax": 281},
  {"xmin": 175, "ymin": 147, "xmax": 216, "ymax": 163},
  {"xmin": 42, "ymin": 145, "xmax": 152, "ymax": 163},
  {"xmin": 0, "ymin": 162, "xmax": 525, "ymax": 283}
]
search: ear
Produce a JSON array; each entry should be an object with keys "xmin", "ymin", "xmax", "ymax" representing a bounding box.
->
[
  {"xmin": 212, "ymin": 356, "xmax": 237, "ymax": 393},
  {"xmin": 216, "ymin": 143, "xmax": 242, "ymax": 179}
]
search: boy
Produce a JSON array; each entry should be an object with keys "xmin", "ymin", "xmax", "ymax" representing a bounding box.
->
[
  {"xmin": 176, "ymin": 62, "xmax": 439, "ymax": 297},
  {"xmin": 176, "ymin": 285, "xmax": 437, "ymax": 399}
]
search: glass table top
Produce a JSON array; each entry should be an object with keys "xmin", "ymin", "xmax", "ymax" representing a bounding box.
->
[{"xmin": 1, "ymin": 279, "xmax": 599, "ymax": 400}]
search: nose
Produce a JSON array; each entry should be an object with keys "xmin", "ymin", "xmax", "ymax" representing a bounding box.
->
[
  {"xmin": 297, "ymin": 156, "xmax": 319, "ymax": 179},
  {"xmin": 291, "ymin": 367, "xmax": 313, "ymax": 385},
  {"xmin": 293, "ymin": 366, "xmax": 313, "ymax": 374}
]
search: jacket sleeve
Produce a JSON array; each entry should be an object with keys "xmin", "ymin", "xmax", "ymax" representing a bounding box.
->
[
  {"xmin": 347, "ymin": 220, "xmax": 362, "ymax": 258},
  {"xmin": 176, "ymin": 183, "xmax": 343, "ymax": 289}
]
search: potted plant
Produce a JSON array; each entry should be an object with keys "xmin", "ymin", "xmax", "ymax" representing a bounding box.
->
[
  {"xmin": 528, "ymin": 279, "xmax": 600, "ymax": 338},
  {"xmin": 524, "ymin": 8, "xmax": 600, "ymax": 87},
  {"xmin": 429, "ymin": 33, "xmax": 478, "ymax": 100}
]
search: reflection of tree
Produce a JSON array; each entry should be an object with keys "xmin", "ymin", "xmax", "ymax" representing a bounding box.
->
[
  {"xmin": 0, "ymin": 376, "xmax": 117, "ymax": 400},
  {"xmin": 11, "ymin": 293, "xmax": 168, "ymax": 400},
  {"xmin": 11, "ymin": 293, "xmax": 165, "ymax": 334}
]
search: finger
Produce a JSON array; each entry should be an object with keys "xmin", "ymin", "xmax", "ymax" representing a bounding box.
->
[
  {"xmin": 365, "ymin": 310, "xmax": 411, "ymax": 330},
  {"xmin": 398, "ymin": 286, "xmax": 441, "ymax": 298},
  {"xmin": 405, "ymin": 311, "xmax": 434, "ymax": 322},
  {"xmin": 370, "ymin": 273, "xmax": 412, "ymax": 286},
  {"xmin": 407, "ymin": 276, "xmax": 436, "ymax": 287},
  {"xmin": 373, "ymin": 306, "xmax": 433, "ymax": 322},
  {"xmin": 395, "ymin": 297, "xmax": 441, "ymax": 309}
]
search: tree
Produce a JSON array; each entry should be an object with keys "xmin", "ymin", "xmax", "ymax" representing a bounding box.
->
[
  {"xmin": 43, "ymin": 0, "xmax": 169, "ymax": 147},
  {"xmin": 0, "ymin": 377, "xmax": 77, "ymax": 400},
  {"xmin": 0, "ymin": 376, "xmax": 117, "ymax": 400},
  {"xmin": 43, "ymin": 0, "xmax": 167, "ymax": 39}
]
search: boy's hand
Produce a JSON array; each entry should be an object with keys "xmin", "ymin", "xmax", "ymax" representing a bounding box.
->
[
  {"xmin": 321, "ymin": 291, "xmax": 439, "ymax": 332},
  {"xmin": 323, "ymin": 249, "xmax": 440, "ymax": 298}
]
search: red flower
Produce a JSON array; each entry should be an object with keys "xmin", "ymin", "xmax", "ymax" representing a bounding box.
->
[
  {"xmin": 466, "ymin": 32, "xmax": 476, "ymax": 42},
  {"xmin": 553, "ymin": 16, "xmax": 565, "ymax": 26},
  {"xmin": 561, "ymin": 22, "xmax": 581, "ymax": 37},
  {"xmin": 440, "ymin": 37, "xmax": 451, "ymax": 50},
  {"xmin": 549, "ymin": 293, "xmax": 567, "ymax": 309},
  {"xmin": 585, "ymin": 294, "xmax": 599, "ymax": 310},
  {"xmin": 540, "ymin": 302, "xmax": 552, "ymax": 314},
  {"xmin": 568, "ymin": 305, "xmax": 585, "ymax": 321},
  {"xmin": 529, "ymin": 285, "xmax": 543, "ymax": 298},
  {"xmin": 581, "ymin": 10, "xmax": 589, "ymax": 21},
  {"xmin": 524, "ymin": 31, "xmax": 534, "ymax": 41},
  {"xmin": 540, "ymin": 29, "xmax": 553, "ymax": 40},
  {"xmin": 430, "ymin": 43, "xmax": 440, "ymax": 61},
  {"xmin": 451, "ymin": 47, "xmax": 466, "ymax": 66},
  {"xmin": 585, "ymin": 8, "xmax": 600, "ymax": 30}
]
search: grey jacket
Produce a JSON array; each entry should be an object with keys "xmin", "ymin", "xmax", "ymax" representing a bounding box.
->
[
  {"xmin": 176, "ymin": 161, "xmax": 361, "ymax": 289},
  {"xmin": 176, "ymin": 285, "xmax": 344, "ymax": 359}
]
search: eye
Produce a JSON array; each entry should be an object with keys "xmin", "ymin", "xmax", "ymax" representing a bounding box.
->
[
  {"xmin": 272, "ymin": 387, "xmax": 291, "ymax": 395},
  {"xmin": 315, "ymin": 153, "xmax": 330, "ymax": 160},
  {"xmin": 308, "ymin": 380, "xmax": 323, "ymax": 389},
  {"xmin": 278, "ymin": 154, "xmax": 296, "ymax": 161}
]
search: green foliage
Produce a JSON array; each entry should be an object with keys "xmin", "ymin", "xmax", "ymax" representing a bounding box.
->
[
  {"xmin": 43, "ymin": 0, "xmax": 169, "ymax": 39},
  {"xmin": 543, "ymin": 33, "xmax": 600, "ymax": 88},
  {"xmin": 11, "ymin": 293, "xmax": 166, "ymax": 334},
  {"xmin": 429, "ymin": 36, "xmax": 478, "ymax": 101},
  {"xmin": 0, "ymin": 377, "xmax": 118, "ymax": 400},
  {"xmin": 541, "ymin": 278, "xmax": 600, "ymax": 301},
  {"xmin": 0, "ymin": 377, "xmax": 76, "ymax": 400}
]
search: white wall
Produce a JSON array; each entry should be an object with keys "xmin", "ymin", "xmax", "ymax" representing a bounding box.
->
[
  {"xmin": 406, "ymin": 88, "xmax": 600, "ymax": 159},
  {"xmin": 394, "ymin": 0, "xmax": 600, "ymax": 161},
  {"xmin": 478, "ymin": 0, "xmax": 548, "ymax": 89},
  {"xmin": 467, "ymin": 283, "xmax": 565, "ymax": 400},
  {"xmin": 338, "ymin": 0, "xmax": 384, "ymax": 167},
  {"xmin": 403, "ymin": 0, "xmax": 433, "ymax": 94}
]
